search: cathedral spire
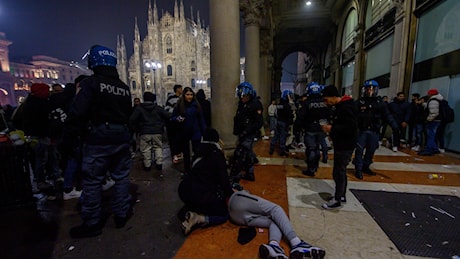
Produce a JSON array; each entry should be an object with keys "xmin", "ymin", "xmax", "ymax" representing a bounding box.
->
[
  {"xmin": 153, "ymin": 0, "xmax": 158, "ymax": 24},
  {"xmin": 174, "ymin": 0, "xmax": 179, "ymax": 22},
  {"xmin": 148, "ymin": 0, "xmax": 153, "ymax": 25},
  {"xmin": 190, "ymin": 5, "xmax": 194, "ymax": 22},
  {"xmin": 134, "ymin": 16, "xmax": 140, "ymax": 42},
  {"xmin": 197, "ymin": 10, "xmax": 201, "ymax": 28},
  {"xmin": 180, "ymin": 0, "xmax": 185, "ymax": 22}
]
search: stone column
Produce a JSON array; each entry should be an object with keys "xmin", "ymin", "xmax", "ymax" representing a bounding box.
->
[
  {"xmin": 259, "ymin": 32, "xmax": 272, "ymax": 128},
  {"xmin": 389, "ymin": 0, "xmax": 411, "ymax": 98},
  {"xmin": 240, "ymin": 0, "xmax": 264, "ymax": 94},
  {"xmin": 209, "ymin": 0, "xmax": 240, "ymax": 148},
  {"xmin": 353, "ymin": 23, "xmax": 365, "ymax": 97}
]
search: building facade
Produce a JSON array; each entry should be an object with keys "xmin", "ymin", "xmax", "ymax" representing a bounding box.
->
[
  {"xmin": 0, "ymin": 32, "xmax": 90, "ymax": 106},
  {"xmin": 117, "ymin": 0, "xmax": 211, "ymax": 106}
]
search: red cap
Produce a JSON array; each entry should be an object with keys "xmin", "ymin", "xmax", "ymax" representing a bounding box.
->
[
  {"xmin": 30, "ymin": 83, "xmax": 50, "ymax": 99},
  {"xmin": 427, "ymin": 88, "xmax": 439, "ymax": 96}
]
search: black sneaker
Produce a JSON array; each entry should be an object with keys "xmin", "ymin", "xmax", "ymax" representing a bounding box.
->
[
  {"xmin": 114, "ymin": 208, "xmax": 133, "ymax": 229},
  {"xmin": 258, "ymin": 243, "xmax": 288, "ymax": 259},
  {"xmin": 290, "ymin": 240, "xmax": 326, "ymax": 259},
  {"xmin": 321, "ymin": 198, "xmax": 341, "ymax": 210},
  {"xmin": 69, "ymin": 223, "xmax": 102, "ymax": 238},
  {"xmin": 302, "ymin": 170, "xmax": 315, "ymax": 177},
  {"xmin": 362, "ymin": 167, "xmax": 376, "ymax": 176},
  {"xmin": 241, "ymin": 173, "xmax": 255, "ymax": 182},
  {"xmin": 321, "ymin": 157, "xmax": 328, "ymax": 164},
  {"xmin": 355, "ymin": 170, "xmax": 363, "ymax": 179}
]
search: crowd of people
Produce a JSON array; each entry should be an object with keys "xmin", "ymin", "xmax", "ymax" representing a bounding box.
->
[{"xmin": 1, "ymin": 42, "xmax": 454, "ymax": 258}]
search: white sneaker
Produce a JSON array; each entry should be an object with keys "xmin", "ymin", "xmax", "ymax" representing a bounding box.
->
[
  {"xmin": 102, "ymin": 177, "xmax": 115, "ymax": 191},
  {"xmin": 392, "ymin": 146, "xmax": 398, "ymax": 152},
  {"xmin": 439, "ymin": 148, "xmax": 445, "ymax": 153},
  {"xmin": 411, "ymin": 145, "xmax": 420, "ymax": 152},
  {"xmin": 63, "ymin": 187, "xmax": 82, "ymax": 200}
]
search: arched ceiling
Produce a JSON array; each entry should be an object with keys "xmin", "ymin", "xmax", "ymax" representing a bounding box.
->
[{"xmin": 270, "ymin": 0, "xmax": 346, "ymax": 68}]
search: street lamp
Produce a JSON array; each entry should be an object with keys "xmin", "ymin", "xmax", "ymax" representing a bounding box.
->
[{"xmin": 145, "ymin": 61, "xmax": 162, "ymax": 95}]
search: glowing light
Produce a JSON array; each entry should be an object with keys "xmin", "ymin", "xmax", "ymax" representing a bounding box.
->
[{"xmin": 306, "ymin": 1, "xmax": 312, "ymax": 6}]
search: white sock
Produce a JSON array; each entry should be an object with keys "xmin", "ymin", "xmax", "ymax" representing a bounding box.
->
[{"xmin": 290, "ymin": 237, "xmax": 302, "ymax": 247}]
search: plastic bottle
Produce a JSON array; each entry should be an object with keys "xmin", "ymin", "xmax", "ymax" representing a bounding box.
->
[{"xmin": 428, "ymin": 173, "xmax": 443, "ymax": 179}]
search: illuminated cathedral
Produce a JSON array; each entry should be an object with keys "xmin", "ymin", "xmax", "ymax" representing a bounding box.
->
[{"xmin": 116, "ymin": 0, "xmax": 211, "ymax": 106}]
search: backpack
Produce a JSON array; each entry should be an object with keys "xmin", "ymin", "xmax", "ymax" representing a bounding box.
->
[{"xmin": 434, "ymin": 99, "xmax": 455, "ymax": 123}]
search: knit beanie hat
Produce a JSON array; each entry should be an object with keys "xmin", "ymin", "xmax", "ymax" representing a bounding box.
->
[
  {"xmin": 143, "ymin": 92, "xmax": 156, "ymax": 102},
  {"xmin": 427, "ymin": 88, "xmax": 439, "ymax": 96},
  {"xmin": 30, "ymin": 83, "xmax": 50, "ymax": 99},
  {"xmin": 321, "ymin": 85, "xmax": 340, "ymax": 97},
  {"xmin": 202, "ymin": 128, "xmax": 220, "ymax": 143}
]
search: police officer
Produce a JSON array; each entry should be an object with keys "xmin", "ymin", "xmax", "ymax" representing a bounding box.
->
[
  {"xmin": 232, "ymin": 82, "xmax": 263, "ymax": 182},
  {"xmin": 269, "ymin": 90, "xmax": 294, "ymax": 157},
  {"xmin": 353, "ymin": 80, "xmax": 398, "ymax": 179},
  {"xmin": 66, "ymin": 45, "xmax": 133, "ymax": 238},
  {"xmin": 296, "ymin": 82, "xmax": 331, "ymax": 177}
]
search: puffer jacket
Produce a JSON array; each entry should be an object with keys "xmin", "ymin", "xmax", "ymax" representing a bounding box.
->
[{"xmin": 129, "ymin": 101, "xmax": 171, "ymax": 135}]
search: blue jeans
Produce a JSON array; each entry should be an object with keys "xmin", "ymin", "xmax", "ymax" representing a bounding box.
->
[
  {"xmin": 80, "ymin": 142, "xmax": 132, "ymax": 225},
  {"xmin": 413, "ymin": 123, "xmax": 424, "ymax": 146},
  {"xmin": 425, "ymin": 121, "xmax": 440, "ymax": 153},
  {"xmin": 332, "ymin": 149, "xmax": 353, "ymax": 200},
  {"xmin": 304, "ymin": 131, "xmax": 325, "ymax": 174},
  {"xmin": 353, "ymin": 130, "xmax": 379, "ymax": 171},
  {"xmin": 270, "ymin": 121, "xmax": 287, "ymax": 153},
  {"xmin": 269, "ymin": 116, "xmax": 277, "ymax": 132}
]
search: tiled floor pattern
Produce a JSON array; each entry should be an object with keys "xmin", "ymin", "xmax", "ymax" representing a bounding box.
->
[{"xmin": 176, "ymin": 140, "xmax": 460, "ymax": 258}]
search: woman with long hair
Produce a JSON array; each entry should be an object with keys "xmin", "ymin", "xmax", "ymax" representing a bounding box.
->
[{"xmin": 171, "ymin": 87, "xmax": 207, "ymax": 173}]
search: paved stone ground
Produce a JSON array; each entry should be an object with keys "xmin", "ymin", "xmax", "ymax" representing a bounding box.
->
[{"xmin": 0, "ymin": 146, "xmax": 188, "ymax": 258}]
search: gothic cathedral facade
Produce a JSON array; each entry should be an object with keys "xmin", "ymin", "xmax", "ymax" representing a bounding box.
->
[{"xmin": 116, "ymin": 0, "xmax": 211, "ymax": 106}]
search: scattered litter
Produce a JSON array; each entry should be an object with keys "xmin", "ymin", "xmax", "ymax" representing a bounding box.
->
[
  {"xmin": 404, "ymin": 223, "xmax": 410, "ymax": 226},
  {"xmin": 414, "ymin": 157, "xmax": 424, "ymax": 161},
  {"xmin": 402, "ymin": 210, "xmax": 406, "ymax": 214},
  {"xmin": 442, "ymin": 241, "xmax": 449, "ymax": 245},
  {"xmin": 262, "ymin": 190, "xmax": 265, "ymax": 195},
  {"xmin": 452, "ymin": 255, "xmax": 460, "ymax": 259},
  {"xmin": 68, "ymin": 245, "xmax": 75, "ymax": 251},
  {"xmin": 136, "ymin": 199, "xmax": 140, "ymax": 203},
  {"xmin": 435, "ymin": 217, "xmax": 438, "ymax": 221},
  {"xmin": 300, "ymin": 214, "xmax": 307, "ymax": 218},
  {"xmin": 258, "ymin": 228, "xmax": 264, "ymax": 233},
  {"xmin": 411, "ymin": 212, "xmax": 416, "ymax": 218},
  {"xmin": 442, "ymin": 165, "xmax": 452, "ymax": 168},
  {"xmin": 426, "ymin": 244, "xmax": 432, "ymax": 248},
  {"xmin": 430, "ymin": 206, "xmax": 456, "ymax": 219},
  {"xmin": 261, "ymin": 163, "xmax": 267, "ymax": 165},
  {"xmin": 141, "ymin": 252, "xmax": 146, "ymax": 256}
]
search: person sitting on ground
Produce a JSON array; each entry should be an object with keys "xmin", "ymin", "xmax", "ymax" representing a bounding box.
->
[
  {"xmin": 228, "ymin": 188, "xmax": 326, "ymax": 259},
  {"xmin": 178, "ymin": 127, "xmax": 233, "ymax": 235}
]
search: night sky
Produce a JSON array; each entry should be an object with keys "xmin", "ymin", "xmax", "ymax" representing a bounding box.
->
[{"xmin": 0, "ymin": 0, "xmax": 296, "ymax": 82}]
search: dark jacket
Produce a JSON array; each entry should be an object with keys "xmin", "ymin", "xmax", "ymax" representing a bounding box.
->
[
  {"xmin": 129, "ymin": 101, "xmax": 171, "ymax": 135},
  {"xmin": 172, "ymin": 100, "xmax": 206, "ymax": 142},
  {"xmin": 330, "ymin": 96, "xmax": 358, "ymax": 151},
  {"xmin": 356, "ymin": 97, "xmax": 398, "ymax": 132},
  {"xmin": 296, "ymin": 95, "xmax": 331, "ymax": 132},
  {"xmin": 178, "ymin": 142, "xmax": 233, "ymax": 215},
  {"xmin": 389, "ymin": 98, "xmax": 411, "ymax": 124},
  {"xmin": 22, "ymin": 94, "xmax": 50, "ymax": 137},
  {"xmin": 275, "ymin": 98, "xmax": 293, "ymax": 124},
  {"xmin": 67, "ymin": 66, "xmax": 132, "ymax": 145},
  {"xmin": 233, "ymin": 97, "xmax": 263, "ymax": 137},
  {"xmin": 196, "ymin": 90, "xmax": 211, "ymax": 127}
]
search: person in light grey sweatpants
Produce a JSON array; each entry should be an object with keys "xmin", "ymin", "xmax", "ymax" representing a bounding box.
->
[{"xmin": 228, "ymin": 190, "xmax": 325, "ymax": 259}]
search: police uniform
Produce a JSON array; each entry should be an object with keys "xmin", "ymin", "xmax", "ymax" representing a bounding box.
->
[{"xmin": 68, "ymin": 45, "xmax": 133, "ymax": 238}]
